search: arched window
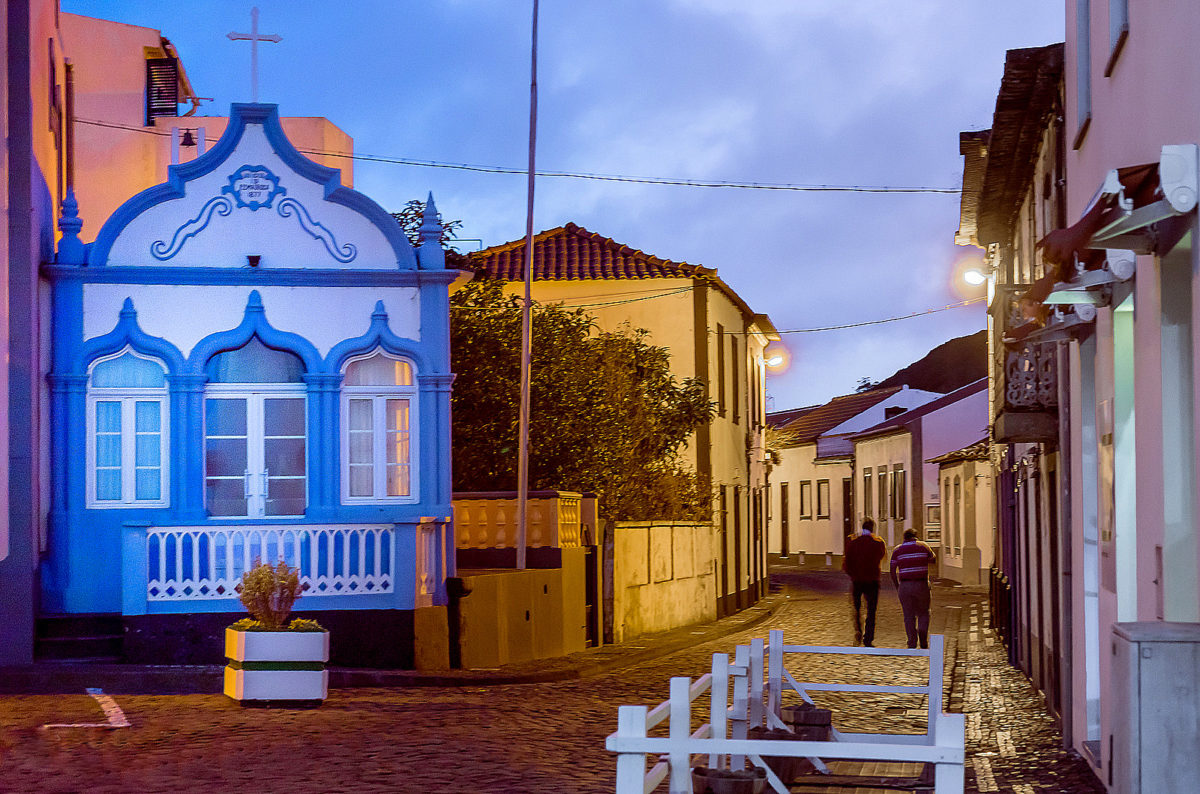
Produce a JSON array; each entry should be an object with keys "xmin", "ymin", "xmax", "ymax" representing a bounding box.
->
[
  {"xmin": 204, "ymin": 336, "xmax": 307, "ymax": 518},
  {"xmin": 341, "ymin": 350, "xmax": 417, "ymax": 502},
  {"xmin": 87, "ymin": 349, "xmax": 169, "ymax": 507}
]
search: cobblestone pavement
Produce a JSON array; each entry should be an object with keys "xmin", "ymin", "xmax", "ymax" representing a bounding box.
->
[{"xmin": 0, "ymin": 572, "xmax": 1104, "ymax": 793}]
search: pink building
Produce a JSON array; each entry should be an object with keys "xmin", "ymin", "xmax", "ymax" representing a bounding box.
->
[{"xmin": 960, "ymin": 3, "xmax": 1200, "ymax": 790}]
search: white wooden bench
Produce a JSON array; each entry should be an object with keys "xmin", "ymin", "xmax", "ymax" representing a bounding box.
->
[{"xmin": 606, "ymin": 630, "xmax": 965, "ymax": 793}]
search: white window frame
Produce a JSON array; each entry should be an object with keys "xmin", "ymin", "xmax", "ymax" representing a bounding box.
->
[
  {"xmin": 340, "ymin": 350, "xmax": 419, "ymax": 505},
  {"xmin": 204, "ymin": 383, "xmax": 308, "ymax": 518},
  {"xmin": 85, "ymin": 348, "xmax": 170, "ymax": 508}
]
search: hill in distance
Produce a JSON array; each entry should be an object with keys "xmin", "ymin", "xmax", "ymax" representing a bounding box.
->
[{"xmin": 874, "ymin": 330, "xmax": 986, "ymax": 395}]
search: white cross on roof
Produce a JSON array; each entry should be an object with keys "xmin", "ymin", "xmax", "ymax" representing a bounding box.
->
[{"xmin": 227, "ymin": 7, "xmax": 281, "ymax": 103}]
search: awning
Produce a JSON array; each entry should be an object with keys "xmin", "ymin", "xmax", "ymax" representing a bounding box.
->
[{"xmin": 1015, "ymin": 144, "xmax": 1198, "ymax": 326}]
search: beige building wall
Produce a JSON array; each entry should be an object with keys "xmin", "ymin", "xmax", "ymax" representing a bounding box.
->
[
  {"xmin": 854, "ymin": 432, "xmax": 914, "ymax": 550},
  {"xmin": 768, "ymin": 442, "xmax": 851, "ymax": 562},
  {"xmin": 491, "ymin": 272, "xmax": 772, "ymax": 614}
]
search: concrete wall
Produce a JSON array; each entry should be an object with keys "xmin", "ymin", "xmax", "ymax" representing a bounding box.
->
[
  {"xmin": 611, "ymin": 521, "xmax": 715, "ymax": 643},
  {"xmin": 455, "ymin": 548, "xmax": 587, "ymax": 669}
]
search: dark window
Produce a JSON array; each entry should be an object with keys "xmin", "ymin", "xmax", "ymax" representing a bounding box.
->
[
  {"xmin": 799, "ymin": 480, "xmax": 812, "ymax": 519},
  {"xmin": 146, "ymin": 57, "xmax": 179, "ymax": 125},
  {"xmin": 716, "ymin": 325, "xmax": 726, "ymax": 416},
  {"xmin": 877, "ymin": 465, "xmax": 888, "ymax": 520},
  {"xmin": 892, "ymin": 465, "xmax": 907, "ymax": 520},
  {"xmin": 816, "ymin": 479, "xmax": 830, "ymax": 519},
  {"xmin": 730, "ymin": 338, "xmax": 739, "ymax": 424}
]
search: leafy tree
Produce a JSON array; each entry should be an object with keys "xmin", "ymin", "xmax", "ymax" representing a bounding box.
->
[
  {"xmin": 855, "ymin": 376, "xmax": 881, "ymax": 393},
  {"xmin": 391, "ymin": 199, "xmax": 470, "ymax": 268},
  {"xmin": 450, "ymin": 277, "xmax": 714, "ymax": 521}
]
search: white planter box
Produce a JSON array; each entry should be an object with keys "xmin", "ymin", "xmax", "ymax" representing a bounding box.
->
[{"xmin": 223, "ymin": 628, "xmax": 330, "ymax": 703}]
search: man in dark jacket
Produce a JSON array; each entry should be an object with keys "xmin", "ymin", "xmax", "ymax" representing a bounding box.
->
[{"xmin": 842, "ymin": 518, "xmax": 886, "ymax": 647}]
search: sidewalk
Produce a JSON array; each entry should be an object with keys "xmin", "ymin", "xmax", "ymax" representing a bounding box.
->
[{"xmin": 0, "ymin": 592, "xmax": 788, "ymax": 695}]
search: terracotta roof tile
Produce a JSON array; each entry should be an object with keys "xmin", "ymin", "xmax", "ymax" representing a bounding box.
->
[
  {"xmin": 469, "ymin": 223, "xmax": 700, "ymax": 281},
  {"xmin": 768, "ymin": 387, "xmax": 902, "ymax": 445}
]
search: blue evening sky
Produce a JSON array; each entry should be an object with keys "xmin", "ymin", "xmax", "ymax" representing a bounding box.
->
[{"xmin": 63, "ymin": 0, "xmax": 1065, "ymax": 410}]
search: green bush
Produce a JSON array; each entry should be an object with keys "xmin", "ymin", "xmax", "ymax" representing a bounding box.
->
[
  {"xmin": 228, "ymin": 617, "xmax": 326, "ymax": 632},
  {"xmin": 237, "ymin": 560, "xmax": 302, "ymax": 630}
]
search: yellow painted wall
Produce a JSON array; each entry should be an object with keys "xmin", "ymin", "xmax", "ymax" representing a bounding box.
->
[
  {"xmin": 611, "ymin": 521, "xmax": 716, "ymax": 642},
  {"xmin": 455, "ymin": 549, "xmax": 587, "ymax": 668}
]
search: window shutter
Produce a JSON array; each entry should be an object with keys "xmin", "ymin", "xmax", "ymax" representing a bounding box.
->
[{"xmin": 146, "ymin": 58, "xmax": 179, "ymax": 124}]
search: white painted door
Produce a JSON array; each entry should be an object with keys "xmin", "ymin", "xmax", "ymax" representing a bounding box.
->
[{"xmin": 205, "ymin": 390, "xmax": 306, "ymax": 517}]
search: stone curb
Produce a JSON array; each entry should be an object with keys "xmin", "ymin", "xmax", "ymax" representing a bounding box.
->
[{"xmin": 0, "ymin": 595, "xmax": 788, "ymax": 695}]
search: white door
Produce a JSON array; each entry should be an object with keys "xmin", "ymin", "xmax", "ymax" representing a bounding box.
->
[{"xmin": 205, "ymin": 389, "xmax": 306, "ymax": 517}]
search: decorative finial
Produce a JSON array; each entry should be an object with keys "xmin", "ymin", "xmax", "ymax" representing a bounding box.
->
[
  {"xmin": 120, "ymin": 297, "xmax": 137, "ymax": 317},
  {"xmin": 416, "ymin": 192, "xmax": 445, "ymax": 270},
  {"xmin": 56, "ymin": 190, "xmax": 86, "ymax": 265},
  {"xmin": 246, "ymin": 290, "xmax": 265, "ymax": 311}
]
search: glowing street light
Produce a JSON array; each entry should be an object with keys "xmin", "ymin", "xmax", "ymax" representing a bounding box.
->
[{"xmin": 963, "ymin": 268, "xmax": 989, "ymax": 286}]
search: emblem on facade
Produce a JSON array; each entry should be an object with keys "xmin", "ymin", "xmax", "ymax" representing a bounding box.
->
[
  {"xmin": 222, "ymin": 164, "xmax": 285, "ymax": 210},
  {"xmin": 150, "ymin": 164, "xmax": 357, "ymax": 263}
]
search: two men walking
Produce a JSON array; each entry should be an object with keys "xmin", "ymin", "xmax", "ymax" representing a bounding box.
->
[{"xmin": 843, "ymin": 520, "xmax": 938, "ymax": 649}]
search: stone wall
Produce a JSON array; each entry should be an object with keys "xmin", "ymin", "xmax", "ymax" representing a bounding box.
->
[{"xmin": 611, "ymin": 521, "xmax": 716, "ymax": 642}]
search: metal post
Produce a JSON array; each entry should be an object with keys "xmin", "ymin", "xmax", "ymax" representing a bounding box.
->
[{"xmin": 516, "ymin": 0, "xmax": 539, "ymax": 569}]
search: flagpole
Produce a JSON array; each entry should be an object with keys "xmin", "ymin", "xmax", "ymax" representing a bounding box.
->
[{"xmin": 516, "ymin": 0, "xmax": 539, "ymax": 570}]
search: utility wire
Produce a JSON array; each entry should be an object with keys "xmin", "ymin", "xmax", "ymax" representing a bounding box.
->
[
  {"xmin": 451, "ymin": 291, "xmax": 986, "ymax": 329},
  {"xmin": 75, "ymin": 117, "xmax": 961, "ymax": 194},
  {"xmin": 773, "ymin": 297, "xmax": 986, "ymax": 334}
]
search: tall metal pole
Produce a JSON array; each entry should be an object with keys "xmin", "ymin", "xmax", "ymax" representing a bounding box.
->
[{"xmin": 516, "ymin": 0, "xmax": 539, "ymax": 570}]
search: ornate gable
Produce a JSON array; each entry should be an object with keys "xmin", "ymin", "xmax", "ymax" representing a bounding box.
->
[{"xmin": 90, "ymin": 104, "xmax": 416, "ymax": 270}]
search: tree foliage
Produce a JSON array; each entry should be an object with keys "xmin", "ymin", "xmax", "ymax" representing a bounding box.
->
[
  {"xmin": 450, "ymin": 277, "xmax": 714, "ymax": 521},
  {"xmin": 391, "ymin": 198, "xmax": 470, "ymax": 268}
]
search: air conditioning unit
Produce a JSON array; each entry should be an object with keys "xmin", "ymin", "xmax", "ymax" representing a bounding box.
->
[{"xmin": 1110, "ymin": 622, "xmax": 1200, "ymax": 793}]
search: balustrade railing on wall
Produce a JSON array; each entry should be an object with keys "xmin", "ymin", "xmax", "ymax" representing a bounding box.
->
[
  {"xmin": 144, "ymin": 524, "xmax": 395, "ymax": 601},
  {"xmin": 453, "ymin": 490, "xmax": 597, "ymax": 549},
  {"xmin": 993, "ymin": 284, "xmax": 1058, "ymax": 413}
]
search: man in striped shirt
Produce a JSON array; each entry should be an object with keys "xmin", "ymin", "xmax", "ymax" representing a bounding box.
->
[{"xmin": 889, "ymin": 528, "xmax": 938, "ymax": 649}]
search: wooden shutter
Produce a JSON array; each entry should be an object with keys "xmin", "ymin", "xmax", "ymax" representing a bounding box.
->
[{"xmin": 145, "ymin": 58, "xmax": 179, "ymax": 124}]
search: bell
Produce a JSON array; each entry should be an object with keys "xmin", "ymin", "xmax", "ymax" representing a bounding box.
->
[{"xmin": 180, "ymin": 129, "xmax": 197, "ymax": 147}]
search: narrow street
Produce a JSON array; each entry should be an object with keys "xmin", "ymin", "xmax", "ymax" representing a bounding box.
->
[{"xmin": 0, "ymin": 573, "xmax": 1102, "ymax": 793}]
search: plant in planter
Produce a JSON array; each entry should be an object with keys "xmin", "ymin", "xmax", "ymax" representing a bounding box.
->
[{"xmin": 223, "ymin": 560, "xmax": 329, "ymax": 706}]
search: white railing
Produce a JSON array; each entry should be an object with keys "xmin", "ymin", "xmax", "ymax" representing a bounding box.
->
[
  {"xmin": 145, "ymin": 524, "xmax": 395, "ymax": 601},
  {"xmin": 607, "ymin": 631, "xmax": 965, "ymax": 793}
]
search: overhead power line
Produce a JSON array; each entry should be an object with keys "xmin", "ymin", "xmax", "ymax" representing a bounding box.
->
[
  {"xmin": 774, "ymin": 297, "xmax": 986, "ymax": 334},
  {"xmin": 75, "ymin": 117, "xmax": 961, "ymax": 194}
]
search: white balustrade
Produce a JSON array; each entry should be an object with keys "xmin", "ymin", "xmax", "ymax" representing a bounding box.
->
[{"xmin": 145, "ymin": 524, "xmax": 395, "ymax": 601}]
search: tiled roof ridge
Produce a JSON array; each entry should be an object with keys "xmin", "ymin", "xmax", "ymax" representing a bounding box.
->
[
  {"xmin": 469, "ymin": 222, "xmax": 704, "ymax": 281},
  {"xmin": 771, "ymin": 386, "xmax": 905, "ymax": 444}
]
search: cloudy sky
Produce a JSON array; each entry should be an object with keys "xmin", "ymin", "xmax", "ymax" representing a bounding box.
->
[{"xmin": 65, "ymin": 0, "xmax": 1064, "ymax": 410}]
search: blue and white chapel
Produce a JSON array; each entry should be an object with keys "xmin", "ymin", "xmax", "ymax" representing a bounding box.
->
[{"xmin": 43, "ymin": 104, "xmax": 456, "ymax": 666}]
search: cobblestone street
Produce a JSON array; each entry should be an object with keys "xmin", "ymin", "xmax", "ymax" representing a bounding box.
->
[{"xmin": 0, "ymin": 573, "xmax": 1104, "ymax": 793}]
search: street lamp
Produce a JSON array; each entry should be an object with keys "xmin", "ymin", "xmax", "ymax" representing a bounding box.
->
[{"xmin": 963, "ymin": 267, "xmax": 990, "ymax": 286}]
